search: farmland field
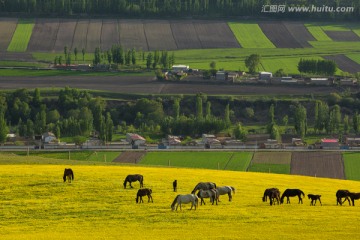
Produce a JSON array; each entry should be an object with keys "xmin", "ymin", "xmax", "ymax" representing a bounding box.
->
[
  {"xmin": 171, "ymin": 20, "xmax": 202, "ymax": 49},
  {"xmin": 323, "ymin": 54, "xmax": 360, "ymax": 74},
  {"xmin": 144, "ymin": 20, "xmax": 177, "ymax": 50},
  {"xmin": 248, "ymin": 163, "xmax": 290, "ymax": 174},
  {"xmin": 2, "ymin": 154, "xmax": 360, "ymax": 239},
  {"xmin": 228, "ymin": 22, "xmax": 275, "ymax": 48},
  {"xmin": 101, "ymin": 19, "xmax": 119, "ymax": 50},
  {"xmin": 86, "ymin": 19, "xmax": 102, "ymax": 51},
  {"xmin": 324, "ymin": 31, "xmax": 360, "ymax": 41},
  {"xmin": 7, "ymin": 19, "xmax": 35, "ymax": 52},
  {"xmin": 72, "ymin": 19, "xmax": 89, "ymax": 51},
  {"xmin": 118, "ymin": 19, "xmax": 148, "ymax": 51},
  {"xmin": 258, "ymin": 22, "xmax": 302, "ymax": 48},
  {"xmin": 343, "ymin": 152, "xmax": 360, "ymax": 181},
  {"xmin": 27, "ymin": 18, "xmax": 59, "ymax": 52},
  {"xmin": 53, "ymin": 19, "xmax": 77, "ymax": 52},
  {"xmin": 0, "ymin": 18, "xmax": 18, "ymax": 51},
  {"xmin": 283, "ymin": 22, "xmax": 316, "ymax": 48},
  {"xmin": 305, "ymin": 24, "xmax": 332, "ymax": 41}
]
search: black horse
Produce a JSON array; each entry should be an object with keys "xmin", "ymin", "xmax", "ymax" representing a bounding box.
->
[
  {"xmin": 308, "ymin": 194, "xmax": 322, "ymax": 206},
  {"xmin": 173, "ymin": 180, "xmax": 177, "ymax": 192},
  {"xmin": 136, "ymin": 188, "xmax": 153, "ymax": 203},
  {"xmin": 348, "ymin": 192, "xmax": 360, "ymax": 206},
  {"xmin": 123, "ymin": 174, "xmax": 144, "ymax": 188},
  {"xmin": 262, "ymin": 188, "xmax": 280, "ymax": 205},
  {"xmin": 336, "ymin": 189, "xmax": 351, "ymax": 206},
  {"xmin": 63, "ymin": 168, "xmax": 74, "ymax": 183},
  {"xmin": 280, "ymin": 189, "xmax": 305, "ymax": 204}
]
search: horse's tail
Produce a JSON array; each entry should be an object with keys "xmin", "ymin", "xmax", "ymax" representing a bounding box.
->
[{"xmin": 171, "ymin": 195, "xmax": 179, "ymax": 210}]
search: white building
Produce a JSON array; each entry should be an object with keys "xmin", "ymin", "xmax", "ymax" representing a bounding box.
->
[
  {"xmin": 172, "ymin": 65, "xmax": 189, "ymax": 73},
  {"xmin": 42, "ymin": 132, "xmax": 57, "ymax": 143}
]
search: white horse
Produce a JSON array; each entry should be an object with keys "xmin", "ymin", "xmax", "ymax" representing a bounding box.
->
[
  {"xmin": 197, "ymin": 189, "xmax": 218, "ymax": 205},
  {"xmin": 171, "ymin": 194, "xmax": 198, "ymax": 211},
  {"xmin": 216, "ymin": 186, "xmax": 235, "ymax": 202}
]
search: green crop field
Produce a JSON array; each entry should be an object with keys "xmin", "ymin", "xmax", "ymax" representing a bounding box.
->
[
  {"xmin": 7, "ymin": 19, "xmax": 34, "ymax": 52},
  {"xmin": 15, "ymin": 151, "xmax": 121, "ymax": 162},
  {"xmin": 228, "ymin": 22, "xmax": 275, "ymax": 48},
  {"xmin": 343, "ymin": 152, "xmax": 360, "ymax": 181},
  {"xmin": 320, "ymin": 24, "xmax": 351, "ymax": 31},
  {"xmin": 305, "ymin": 24, "xmax": 332, "ymax": 41},
  {"xmin": 223, "ymin": 152, "xmax": 253, "ymax": 171},
  {"xmin": 346, "ymin": 53, "xmax": 360, "ymax": 64},
  {"xmin": 1, "ymin": 153, "xmax": 360, "ymax": 239},
  {"xmin": 140, "ymin": 152, "xmax": 235, "ymax": 170}
]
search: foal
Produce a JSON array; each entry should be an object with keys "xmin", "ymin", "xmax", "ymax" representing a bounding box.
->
[
  {"xmin": 173, "ymin": 180, "xmax": 177, "ymax": 192},
  {"xmin": 308, "ymin": 194, "xmax": 322, "ymax": 206},
  {"xmin": 136, "ymin": 188, "xmax": 153, "ymax": 203}
]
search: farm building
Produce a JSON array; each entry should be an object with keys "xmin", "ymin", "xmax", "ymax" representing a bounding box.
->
[
  {"xmin": 345, "ymin": 137, "xmax": 360, "ymax": 147},
  {"xmin": 227, "ymin": 72, "xmax": 239, "ymax": 82},
  {"xmin": 202, "ymin": 134, "xmax": 221, "ymax": 148},
  {"xmin": 320, "ymin": 138, "xmax": 339, "ymax": 149},
  {"xmin": 163, "ymin": 135, "xmax": 181, "ymax": 146},
  {"xmin": 126, "ymin": 133, "xmax": 146, "ymax": 146},
  {"xmin": 42, "ymin": 132, "xmax": 57, "ymax": 143},
  {"xmin": 216, "ymin": 71, "xmax": 226, "ymax": 81},
  {"xmin": 340, "ymin": 78, "xmax": 356, "ymax": 86},
  {"xmin": 172, "ymin": 65, "xmax": 189, "ymax": 73},
  {"xmin": 310, "ymin": 78, "xmax": 332, "ymax": 86},
  {"xmin": 259, "ymin": 72, "xmax": 272, "ymax": 82},
  {"xmin": 262, "ymin": 139, "xmax": 281, "ymax": 149}
]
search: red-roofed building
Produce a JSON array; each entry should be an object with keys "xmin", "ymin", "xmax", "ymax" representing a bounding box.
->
[
  {"xmin": 126, "ymin": 133, "xmax": 146, "ymax": 146},
  {"xmin": 321, "ymin": 138, "xmax": 339, "ymax": 149}
]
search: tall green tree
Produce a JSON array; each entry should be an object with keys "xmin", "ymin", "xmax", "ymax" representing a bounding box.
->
[
  {"xmin": 0, "ymin": 108, "xmax": 8, "ymax": 144},
  {"xmin": 245, "ymin": 54, "xmax": 261, "ymax": 73},
  {"xmin": 105, "ymin": 112, "xmax": 114, "ymax": 143},
  {"xmin": 196, "ymin": 94, "xmax": 203, "ymax": 120},
  {"xmin": 294, "ymin": 104, "xmax": 307, "ymax": 139}
]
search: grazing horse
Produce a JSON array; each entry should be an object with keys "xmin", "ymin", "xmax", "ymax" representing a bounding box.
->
[
  {"xmin": 262, "ymin": 188, "xmax": 280, "ymax": 204},
  {"xmin": 348, "ymin": 192, "xmax": 360, "ymax": 206},
  {"xmin": 123, "ymin": 174, "xmax": 143, "ymax": 189},
  {"xmin": 136, "ymin": 188, "xmax": 153, "ymax": 203},
  {"xmin": 269, "ymin": 188, "xmax": 281, "ymax": 206},
  {"xmin": 197, "ymin": 189, "xmax": 218, "ymax": 205},
  {"xmin": 173, "ymin": 180, "xmax": 177, "ymax": 192},
  {"xmin": 216, "ymin": 186, "xmax": 235, "ymax": 202},
  {"xmin": 63, "ymin": 168, "xmax": 74, "ymax": 183},
  {"xmin": 191, "ymin": 182, "xmax": 217, "ymax": 194},
  {"xmin": 308, "ymin": 194, "xmax": 322, "ymax": 206},
  {"xmin": 171, "ymin": 194, "xmax": 198, "ymax": 211},
  {"xmin": 336, "ymin": 189, "xmax": 351, "ymax": 206},
  {"xmin": 280, "ymin": 189, "xmax": 305, "ymax": 204}
]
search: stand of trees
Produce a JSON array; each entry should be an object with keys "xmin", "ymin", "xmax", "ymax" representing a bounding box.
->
[
  {"xmin": 298, "ymin": 59, "xmax": 337, "ymax": 76},
  {"xmin": 0, "ymin": 0, "xmax": 358, "ymax": 19}
]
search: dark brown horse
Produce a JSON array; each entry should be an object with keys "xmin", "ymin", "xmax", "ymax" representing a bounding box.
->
[
  {"xmin": 123, "ymin": 174, "xmax": 144, "ymax": 188},
  {"xmin": 136, "ymin": 188, "xmax": 153, "ymax": 203},
  {"xmin": 173, "ymin": 180, "xmax": 177, "ymax": 192},
  {"xmin": 336, "ymin": 189, "xmax": 351, "ymax": 206},
  {"xmin": 262, "ymin": 188, "xmax": 280, "ymax": 205},
  {"xmin": 280, "ymin": 189, "xmax": 305, "ymax": 204},
  {"xmin": 348, "ymin": 192, "xmax": 360, "ymax": 206},
  {"xmin": 308, "ymin": 194, "xmax": 322, "ymax": 206},
  {"xmin": 63, "ymin": 168, "xmax": 74, "ymax": 183}
]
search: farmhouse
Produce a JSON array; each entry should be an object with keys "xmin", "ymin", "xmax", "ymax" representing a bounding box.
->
[
  {"xmin": 310, "ymin": 78, "xmax": 332, "ymax": 86},
  {"xmin": 172, "ymin": 65, "xmax": 189, "ymax": 73},
  {"xmin": 163, "ymin": 135, "xmax": 181, "ymax": 146},
  {"xmin": 320, "ymin": 138, "xmax": 339, "ymax": 149},
  {"xmin": 126, "ymin": 133, "xmax": 146, "ymax": 146},
  {"xmin": 202, "ymin": 134, "xmax": 221, "ymax": 148},
  {"xmin": 345, "ymin": 137, "xmax": 360, "ymax": 147}
]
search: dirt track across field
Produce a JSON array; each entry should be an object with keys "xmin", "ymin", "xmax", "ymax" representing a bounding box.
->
[{"xmin": 0, "ymin": 75, "xmax": 352, "ymax": 95}]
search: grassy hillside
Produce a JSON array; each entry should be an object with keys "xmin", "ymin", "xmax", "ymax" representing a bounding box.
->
[{"xmin": 1, "ymin": 153, "xmax": 360, "ymax": 239}]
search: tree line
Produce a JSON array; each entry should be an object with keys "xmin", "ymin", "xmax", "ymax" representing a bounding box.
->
[
  {"xmin": 0, "ymin": 0, "xmax": 358, "ymax": 19},
  {"xmin": 298, "ymin": 59, "xmax": 337, "ymax": 76},
  {"xmin": 0, "ymin": 88, "xmax": 360, "ymax": 144}
]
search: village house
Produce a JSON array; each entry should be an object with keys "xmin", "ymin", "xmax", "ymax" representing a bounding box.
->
[
  {"xmin": 126, "ymin": 133, "xmax": 146, "ymax": 146},
  {"xmin": 42, "ymin": 132, "xmax": 57, "ymax": 143},
  {"xmin": 320, "ymin": 138, "xmax": 339, "ymax": 149}
]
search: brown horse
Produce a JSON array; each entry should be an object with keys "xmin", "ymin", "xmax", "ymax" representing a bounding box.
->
[
  {"xmin": 348, "ymin": 192, "xmax": 360, "ymax": 206},
  {"xmin": 280, "ymin": 189, "xmax": 305, "ymax": 204},
  {"xmin": 136, "ymin": 188, "xmax": 153, "ymax": 203},
  {"xmin": 308, "ymin": 194, "xmax": 322, "ymax": 206},
  {"xmin": 336, "ymin": 189, "xmax": 351, "ymax": 206},
  {"xmin": 262, "ymin": 188, "xmax": 280, "ymax": 205},
  {"xmin": 63, "ymin": 168, "xmax": 74, "ymax": 183}
]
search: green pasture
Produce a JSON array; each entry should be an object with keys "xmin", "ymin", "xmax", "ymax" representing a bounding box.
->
[
  {"xmin": 228, "ymin": 22, "xmax": 275, "ymax": 48},
  {"xmin": 14, "ymin": 151, "xmax": 121, "ymax": 162},
  {"xmin": 1, "ymin": 153, "xmax": 360, "ymax": 239},
  {"xmin": 343, "ymin": 152, "xmax": 360, "ymax": 181},
  {"xmin": 7, "ymin": 19, "xmax": 34, "ymax": 52},
  {"xmin": 223, "ymin": 152, "xmax": 253, "ymax": 171},
  {"xmin": 248, "ymin": 163, "xmax": 291, "ymax": 175}
]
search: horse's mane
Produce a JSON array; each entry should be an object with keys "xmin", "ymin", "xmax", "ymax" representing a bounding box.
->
[{"xmin": 171, "ymin": 195, "xmax": 179, "ymax": 208}]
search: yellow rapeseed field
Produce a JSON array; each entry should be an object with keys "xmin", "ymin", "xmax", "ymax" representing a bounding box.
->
[{"xmin": 1, "ymin": 154, "xmax": 360, "ymax": 240}]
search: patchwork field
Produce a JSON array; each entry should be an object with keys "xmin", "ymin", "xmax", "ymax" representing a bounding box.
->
[
  {"xmin": 53, "ymin": 19, "xmax": 77, "ymax": 52},
  {"xmin": 258, "ymin": 22, "xmax": 302, "ymax": 48},
  {"xmin": 283, "ymin": 22, "xmax": 316, "ymax": 48},
  {"xmin": 248, "ymin": 152, "xmax": 291, "ymax": 174},
  {"xmin": 305, "ymin": 24, "xmax": 332, "ymax": 41},
  {"xmin": 86, "ymin": 19, "xmax": 102, "ymax": 51},
  {"xmin": 291, "ymin": 152, "xmax": 345, "ymax": 179},
  {"xmin": 2, "ymin": 154, "xmax": 360, "ymax": 239},
  {"xmin": 101, "ymin": 19, "xmax": 119, "ymax": 50},
  {"xmin": 72, "ymin": 19, "xmax": 89, "ymax": 51},
  {"xmin": 0, "ymin": 18, "xmax": 17, "ymax": 51},
  {"xmin": 171, "ymin": 20, "xmax": 202, "ymax": 49},
  {"xmin": 118, "ymin": 19, "xmax": 148, "ymax": 51},
  {"xmin": 27, "ymin": 18, "xmax": 59, "ymax": 52},
  {"xmin": 325, "ymin": 31, "xmax": 360, "ymax": 41},
  {"xmin": 144, "ymin": 20, "xmax": 178, "ymax": 50},
  {"xmin": 323, "ymin": 54, "xmax": 360, "ymax": 74}
]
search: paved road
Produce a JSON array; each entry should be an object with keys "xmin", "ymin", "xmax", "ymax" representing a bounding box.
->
[{"xmin": 0, "ymin": 75, "xmax": 351, "ymax": 95}]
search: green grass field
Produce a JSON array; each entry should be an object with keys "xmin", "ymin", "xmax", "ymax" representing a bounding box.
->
[
  {"xmin": 228, "ymin": 22, "xmax": 275, "ymax": 48},
  {"xmin": 223, "ymin": 152, "xmax": 253, "ymax": 171},
  {"xmin": 1, "ymin": 153, "xmax": 360, "ymax": 239},
  {"xmin": 346, "ymin": 53, "xmax": 360, "ymax": 64},
  {"xmin": 7, "ymin": 19, "xmax": 34, "ymax": 52},
  {"xmin": 305, "ymin": 24, "xmax": 332, "ymax": 41},
  {"xmin": 14, "ymin": 151, "xmax": 121, "ymax": 162},
  {"xmin": 343, "ymin": 152, "xmax": 360, "ymax": 180}
]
